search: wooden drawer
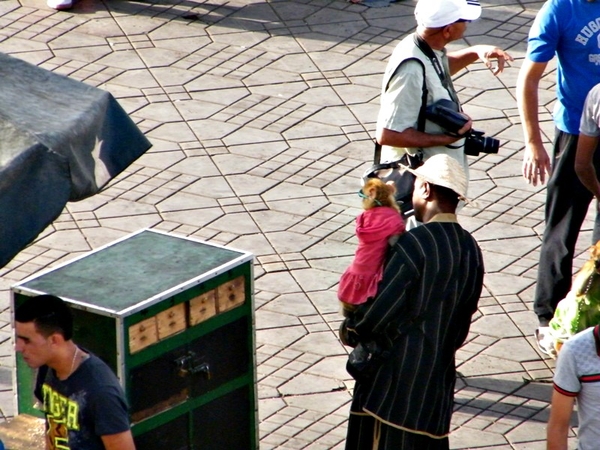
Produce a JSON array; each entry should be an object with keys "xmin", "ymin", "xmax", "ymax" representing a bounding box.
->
[
  {"xmin": 189, "ymin": 290, "xmax": 217, "ymax": 326},
  {"xmin": 217, "ymin": 276, "xmax": 245, "ymax": 313},
  {"xmin": 129, "ymin": 316, "xmax": 158, "ymax": 354},
  {"xmin": 157, "ymin": 303, "xmax": 186, "ymax": 340}
]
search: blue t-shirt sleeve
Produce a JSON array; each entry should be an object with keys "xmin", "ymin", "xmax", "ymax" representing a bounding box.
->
[
  {"xmin": 526, "ymin": 0, "xmax": 560, "ymax": 63},
  {"xmin": 90, "ymin": 383, "xmax": 131, "ymax": 436}
]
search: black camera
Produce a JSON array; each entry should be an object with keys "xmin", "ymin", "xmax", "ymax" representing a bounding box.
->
[{"xmin": 425, "ymin": 99, "xmax": 499, "ymax": 157}]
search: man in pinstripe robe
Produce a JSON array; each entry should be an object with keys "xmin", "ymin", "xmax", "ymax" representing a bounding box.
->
[{"xmin": 344, "ymin": 154, "xmax": 484, "ymax": 449}]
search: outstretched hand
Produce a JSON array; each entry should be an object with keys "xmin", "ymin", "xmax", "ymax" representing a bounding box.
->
[{"xmin": 476, "ymin": 46, "xmax": 514, "ymax": 75}]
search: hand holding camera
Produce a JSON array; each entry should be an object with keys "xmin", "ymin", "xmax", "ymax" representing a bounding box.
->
[
  {"xmin": 426, "ymin": 99, "xmax": 499, "ymax": 156},
  {"xmin": 456, "ymin": 116, "xmax": 473, "ymax": 137}
]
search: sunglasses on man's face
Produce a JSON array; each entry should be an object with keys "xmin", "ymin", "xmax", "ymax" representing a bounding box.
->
[{"xmin": 455, "ymin": 19, "xmax": 472, "ymax": 23}]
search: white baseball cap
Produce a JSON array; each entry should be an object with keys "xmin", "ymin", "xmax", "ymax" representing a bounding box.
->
[
  {"xmin": 415, "ymin": 0, "xmax": 482, "ymax": 28},
  {"xmin": 407, "ymin": 154, "xmax": 468, "ymax": 200}
]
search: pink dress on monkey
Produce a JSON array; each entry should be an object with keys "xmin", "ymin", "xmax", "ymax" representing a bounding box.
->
[{"xmin": 337, "ymin": 206, "xmax": 405, "ymax": 309}]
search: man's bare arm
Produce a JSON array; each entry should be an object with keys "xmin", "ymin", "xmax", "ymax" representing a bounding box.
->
[
  {"xmin": 547, "ymin": 389, "xmax": 575, "ymax": 450},
  {"xmin": 575, "ymin": 134, "xmax": 600, "ymax": 199},
  {"xmin": 101, "ymin": 430, "xmax": 136, "ymax": 450},
  {"xmin": 448, "ymin": 45, "xmax": 513, "ymax": 75},
  {"xmin": 377, "ymin": 120, "xmax": 472, "ymax": 149},
  {"xmin": 517, "ymin": 58, "xmax": 552, "ymax": 186}
]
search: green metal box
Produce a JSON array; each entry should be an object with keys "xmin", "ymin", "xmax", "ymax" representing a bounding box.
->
[{"xmin": 11, "ymin": 229, "xmax": 257, "ymax": 449}]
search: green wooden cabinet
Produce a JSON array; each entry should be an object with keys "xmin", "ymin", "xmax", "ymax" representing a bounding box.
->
[{"xmin": 11, "ymin": 229, "xmax": 257, "ymax": 450}]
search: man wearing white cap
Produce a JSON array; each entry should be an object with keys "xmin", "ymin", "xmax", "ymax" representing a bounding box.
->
[
  {"xmin": 344, "ymin": 154, "xmax": 484, "ymax": 449},
  {"xmin": 376, "ymin": 0, "xmax": 513, "ymax": 181}
]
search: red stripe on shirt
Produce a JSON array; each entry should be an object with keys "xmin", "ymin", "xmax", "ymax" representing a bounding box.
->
[
  {"xmin": 580, "ymin": 373, "xmax": 600, "ymax": 383},
  {"xmin": 553, "ymin": 383, "xmax": 578, "ymax": 397}
]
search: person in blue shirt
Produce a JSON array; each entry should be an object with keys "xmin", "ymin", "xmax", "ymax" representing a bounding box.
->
[{"xmin": 516, "ymin": 0, "xmax": 600, "ymax": 356}]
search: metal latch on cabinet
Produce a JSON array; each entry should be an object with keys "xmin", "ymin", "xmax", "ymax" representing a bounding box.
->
[{"xmin": 175, "ymin": 351, "xmax": 211, "ymax": 379}]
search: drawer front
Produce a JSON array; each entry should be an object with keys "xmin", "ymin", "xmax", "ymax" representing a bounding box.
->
[
  {"xmin": 157, "ymin": 303, "xmax": 186, "ymax": 340},
  {"xmin": 189, "ymin": 290, "xmax": 217, "ymax": 326},
  {"xmin": 128, "ymin": 316, "xmax": 158, "ymax": 354},
  {"xmin": 217, "ymin": 276, "xmax": 245, "ymax": 313}
]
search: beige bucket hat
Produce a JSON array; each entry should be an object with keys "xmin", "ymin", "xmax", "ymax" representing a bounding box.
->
[{"xmin": 406, "ymin": 154, "xmax": 468, "ymax": 201}]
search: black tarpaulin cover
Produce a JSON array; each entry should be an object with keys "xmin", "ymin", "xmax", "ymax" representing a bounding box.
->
[{"xmin": 0, "ymin": 52, "xmax": 152, "ymax": 267}]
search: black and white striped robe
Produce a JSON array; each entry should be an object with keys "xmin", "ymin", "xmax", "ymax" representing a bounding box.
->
[{"xmin": 347, "ymin": 215, "xmax": 484, "ymax": 446}]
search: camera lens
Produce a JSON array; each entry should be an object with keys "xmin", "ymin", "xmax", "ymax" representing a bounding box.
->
[
  {"xmin": 482, "ymin": 136, "xmax": 500, "ymax": 154},
  {"xmin": 464, "ymin": 134, "xmax": 500, "ymax": 156}
]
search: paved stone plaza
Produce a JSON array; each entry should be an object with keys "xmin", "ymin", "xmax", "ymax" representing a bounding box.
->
[{"xmin": 0, "ymin": 0, "xmax": 590, "ymax": 448}]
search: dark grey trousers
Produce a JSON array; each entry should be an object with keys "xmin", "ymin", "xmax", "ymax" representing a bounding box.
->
[{"xmin": 534, "ymin": 129, "xmax": 600, "ymax": 324}]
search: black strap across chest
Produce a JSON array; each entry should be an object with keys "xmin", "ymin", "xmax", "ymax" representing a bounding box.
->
[{"xmin": 413, "ymin": 34, "xmax": 460, "ymax": 105}]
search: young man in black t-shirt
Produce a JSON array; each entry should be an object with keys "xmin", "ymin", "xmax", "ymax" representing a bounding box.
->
[{"xmin": 15, "ymin": 295, "xmax": 136, "ymax": 450}]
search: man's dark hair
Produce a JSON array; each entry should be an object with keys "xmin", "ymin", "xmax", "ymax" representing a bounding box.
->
[
  {"xmin": 430, "ymin": 183, "xmax": 460, "ymax": 209},
  {"xmin": 15, "ymin": 295, "xmax": 73, "ymax": 340}
]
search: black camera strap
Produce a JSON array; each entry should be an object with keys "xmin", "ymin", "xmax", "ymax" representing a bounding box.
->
[
  {"xmin": 413, "ymin": 34, "xmax": 460, "ymax": 106},
  {"xmin": 374, "ymin": 54, "xmax": 428, "ymax": 164},
  {"xmin": 414, "ymin": 33, "xmax": 464, "ymax": 150}
]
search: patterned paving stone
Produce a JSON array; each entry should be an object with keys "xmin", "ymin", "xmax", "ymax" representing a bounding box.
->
[
  {"xmin": 287, "ymin": 332, "xmax": 347, "ymax": 358},
  {"xmin": 262, "ymin": 293, "xmax": 321, "ymax": 317},
  {"xmin": 484, "ymin": 272, "xmax": 536, "ymax": 297},
  {"xmin": 450, "ymin": 426, "xmax": 509, "ymax": 448},
  {"xmin": 305, "ymin": 356, "xmax": 350, "ymax": 381},
  {"xmin": 256, "ymin": 310, "xmax": 302, "ymax": 330},
  {"xmin": 279, "ymin": 373, "xmax": 345, "ymax": 396},
  {"xmin": 470, "ymin": 314, "xmax": 524, "ymax": 339},
  {"xmin": 480, "ymin": 337, "xmax": 540, "ymax": 363}
]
